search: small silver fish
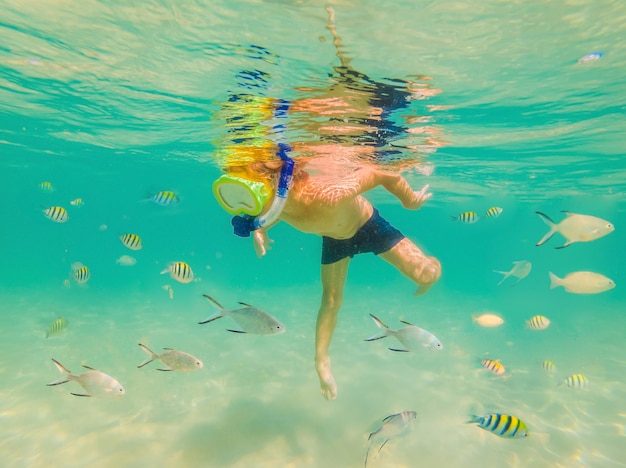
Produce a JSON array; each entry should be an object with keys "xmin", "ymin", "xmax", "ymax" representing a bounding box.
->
[
  {"xmin": 116, "ymin": 255, "xmax": 136, "ymax": 266},
  {"xmin": 365, "ymin": 411, "xmax": 416, "ymax": 468},
  {"xmin": 137, "ymin": 343, "xmax": 203, "ymax": 371},
  {"xmin": 46, "ymin": 317, "xmax": 68, "ymax": 338},
  {"xmin": 47, "ymin": 359, "xmax": 125, "ymax": 398},
  {"xmin": 43, "ymin": 206, "xmax": 69, "ymax": 223},
  {"xmin": 493, "ymin": 260, "xmax": 532, "ymax": 286},
  {"xmin": 549, "ymin": 271, "xmax": 615, "ymax": 294},
  {"xmin": 536, "ymin": 211, "xmax": 614, "ymax": 248},
  {"xmin": 199, "ymin": 294, "xmax": 286, "ymax": 335},
  {"xmin": 161, "ymin": 261, "xmax": 194, "ymax": 284},
  {"xmin": 365, "ymin": 314, "xmax": 442, "ymax": 352}
]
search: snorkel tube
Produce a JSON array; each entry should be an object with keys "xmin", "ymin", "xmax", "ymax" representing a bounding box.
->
[{"xmin": 232, "ymin": 142, "xmax": 294, "ymax": 237}]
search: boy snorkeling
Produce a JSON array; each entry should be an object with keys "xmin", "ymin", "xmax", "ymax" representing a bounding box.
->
[{"xmin": 214, "ymin": 145, "xmax": 441, "ymax": 400}]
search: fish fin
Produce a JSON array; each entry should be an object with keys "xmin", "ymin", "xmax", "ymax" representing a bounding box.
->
[
  {"xmin": 369, "ymin": 314, "xmax": 390, "ymax": 329},
  {"xmin": 138, "ymin": 343, "xmax": 156, "ymax": 356},
  {"xmin": 198, "ymin": 314, "xmax": 224, "ymax": 325},
  {"xmin": 71, "ymin": 393, "xmax": 92, "ymax": 397},
  {"xmin": 561, "ymin": 210, "xmax": 575, "ymax": 216},
  {"xmin": 202, "ymin": 294, "xmax": 226, "ymax": 310},
  {"xmin": 46, "ymin": 378, "xmax": 70, "ymax": 386},
  {"xmin": 82, "ymin": 365, "xmax": 96, "ymax": 371},
  {"xmin": 381, "ymin": 413, "xmax": 398, "ymax": 423},
  {"xmin": 137, "ymin": 358, "xmax": 154, "ymax": 368},
  {"xmin": 364, "ymin": 333, "xmax": 387, "ymax": 341},
  {"xmin": 237, "ymin": 301, "xmax": 253, "ymax": 307},
  {"xmin": 399, "ymin": 320, "xmax": 416, "ymax": 326},
  {"xmin": 555, "ymin": 242, "xmax": 571, "ymax": 249},
  {"xmin": 163, "ymin": 347, "xmax": 174, "ymax": 350},
  {"xmin": 548, "ymin": 272, "xmax": 561, "ymax": 289},
  {"xmin": 377, "ymin": 439, "xmax": 390, "ymax": 455},
  {"xmin": 535, "ymin": 212, "xmax": 557, "ymax": 246},
  {"xmin": 159, "ymin": 268, "xmax": 169, "ymax": 275},
  {"xmin": 388, "ymin": 348, "xmax": 409, "ymax": 352},
  {"xmin": 466, "ymin": 415, "xmax": 481, "ymax": 424},
  {"xmin": 156, "ymin": 368, "xmax": 173, "ymax": 372},
  {"xmin": 227, "ymin": 329, "xmax": 247, "ymax": 334}
]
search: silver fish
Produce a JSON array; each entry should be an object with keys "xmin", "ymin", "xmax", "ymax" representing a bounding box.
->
[
  {"xmin": 199, "ymin": 295, "xmax": 286, "ymax": 335},
  {"xmin": 365, "ymin": 410, "xmax": 416, "ymax": 468},
  {"xmin": 549, "ymin": 271, "xmax": 615, "ymax": 294},
  {"xmin": 493, "ymin": 260, "xmax": 532, "ymax": 286},
  {"xmin": 137, "ymin": 343, "xmax": 203, "ymax": 371},
  {"xmin": 536, "ymin": 211, "xmax": 614, "ymax": 248},
  {"xmin": 365, "ymin": 314, "xmax": 442, "ymax": 352},
  {"xmin": 47, "ymin": 359, "xmax": 125, "ymax": 398}
]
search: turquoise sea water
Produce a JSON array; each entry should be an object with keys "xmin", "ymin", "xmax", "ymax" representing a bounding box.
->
[{"xmin": 2, "ymin": 1, "xmax": 626, "ymax": 467}]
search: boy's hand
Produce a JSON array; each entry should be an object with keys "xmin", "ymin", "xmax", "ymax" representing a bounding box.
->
[
  {"xmin": 253, "ymin": 229, "xmax": 274, "ymax": 258},
  {"xmin": 404, "ymin": 184, "xmax": 431, "ymax": 210}
]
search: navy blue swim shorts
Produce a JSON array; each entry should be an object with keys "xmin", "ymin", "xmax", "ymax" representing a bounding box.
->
[{"xmin": 321, "ymin": 208, "xmax": 405, "ymax": 265}]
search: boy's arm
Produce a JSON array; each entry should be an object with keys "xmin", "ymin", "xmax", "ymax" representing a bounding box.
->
[{"xmin": 353, "ymin": 167, "xmax": 431, "ymax": 209}]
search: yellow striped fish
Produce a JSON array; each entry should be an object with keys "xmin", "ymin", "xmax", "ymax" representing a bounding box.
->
[
  {"xmin": 467, "ymin": 413, "xmax": 529, "ymax": 438},
  {"xmin": 39, "ymin": 181, "xmax": 54, "ymax": 192},
  {"xmin": 120, "ymin": 233, "xmax": 143, "ymax": 251},
  {"xmin": 480, "ymin": 358, "xmax": 506, "ymax": 375},
  {"xmin": 70, "ymin": 198, "xmax": 84, "ymax": 207},
  {"xmin": 561, "ymin": 373, "xmax": 589, "ymax": 389},
  {"xmin": 540, "ymin": 360, "xmax": 556, "ymax": 373},
  {"xmin": 451, "ymin": 211, "xmax": 479, "ymax": 224},
  {"xmin": 46, "ymin": 317, "xmax": 68, "ymax": 338},
  {"xmin": 151, "ymin": 191, "xmax": 179, "ymax": 206},
  {"xmin": 72, "ymin": 262, "xmax": 90, "ymax": 284},
  {"xmin": 485, "ymin": 206, "xmax": 503, "ymax": 218},
  {"xmin": 43, "ymin": 206, "xmax": 69, "ymax": 223},
  {"xmin": 526, "ymin": 315, "xmax": 550, "ymax": 330},
  {"xmin": 161, "ymin": 261, "xmax": 194, "ymax": 284}
]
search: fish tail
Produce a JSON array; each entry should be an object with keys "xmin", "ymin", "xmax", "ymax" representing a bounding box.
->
[
  {"xmin": 47, "ymin": 359, "xmax": 74, "ymax": 386},
  {"xmin": 535, "ymin": 212, "xmax": 557, "ymax": 246},
  {"xmin": 137, "ymin": 343, "xmax": 157, "ymax": 368},
  {"xmin": 548, "ymin": 272, "xmax": 562, "ymax": 289},
  {"xmin": 493, "ymin": 270, "xmax": 509, "ymax": 286},
  {"xmin": 199, "ymin": 294, "xmax": 226, "ymax": 324},
  {"xmin": 365, "ymin": 314, "xmax": 390, "ymax": 341},
  {"xmin": 466, "ymin": 415, "xmax": 482, "ymax": 424}
]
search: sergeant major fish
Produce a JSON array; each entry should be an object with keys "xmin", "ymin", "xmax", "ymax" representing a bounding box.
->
[
  {"xmin": 365, "ymin": 410, "xmax": 416, "ymax": 468},
  {"xmin": 467, "ymin": 413, "xmax": 529, "ymax": 439},
  {"xmin": 452, "ymin": 211, "xmax": 479, "ymax": 224},
  {"xmin": 46, "ymin": 359, "xmax": 125, "ymax": 398},
  {"xmin": 199, "ymin": 294, "xmax": 286, "ymax": 335},
  {"xmin": 46, "ymin": 317, "xmax": 68, "ymax": 338},
  {"xmin": 43, "ymin": 206, "xmax": 69, "ymax": 223},
  {"xmin": 365, "ymin": 314, "xmax": 442, "ymax": 352},
  {"xmin": 137, "ymin": 343, "xmax": 203, "ymax": 371},
  {"xmin": 161, "ymin": 261, "xmax": 194, "ymax": 284},
  {"xmin": 535, "ymin": 211, "xmax": 614, "ymax": 248}
]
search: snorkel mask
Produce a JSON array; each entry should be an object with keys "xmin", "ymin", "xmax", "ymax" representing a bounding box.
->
[{"xmin": 214, "ymin": 143, "xmax": 294, "ymax": 238}]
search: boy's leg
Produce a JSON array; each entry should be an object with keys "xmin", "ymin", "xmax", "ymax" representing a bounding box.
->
[
  {"xmin": 315, "ymin": 257, "xmax": 350, "ymax": 400},
  {"xmin": 379, "ymin": 238, "xmax": 441, "ymax": 295}
]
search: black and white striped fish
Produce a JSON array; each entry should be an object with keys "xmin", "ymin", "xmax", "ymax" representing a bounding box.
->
[
  {"xmin": 467, "ymin": 413, "xmax": 529, "ymax": 438},
  {"xmin": 161, "ymin": 261, "xmax": 194, "ymax": 284},
  {"xmin": 46, "ymin": 317, "xmax": 68, "ymax": 338},
  {"xmin": 43, "ymin": 206, "xmax": 69, "ymax": 223},
  {"xmin": 120, "ymin": 233, "xmax": 143, "ymax": 250},
  {"xmin": 71, "ymin": 262, "xmax": 90, "ymax": 284},
  {"xmin": 151, "ymin": 191, "xmax": 179, "ymax": 206},
  {"xmin": 451, "ymin": 211, "xmax": 479, "ymax": 224}
]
